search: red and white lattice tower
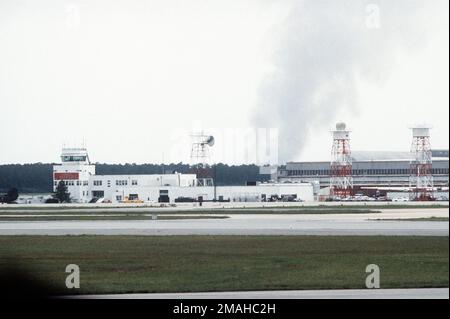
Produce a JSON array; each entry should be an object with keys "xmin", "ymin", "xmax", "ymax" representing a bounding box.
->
[
  {"xmin": 190, "ymin": 132, "xmax": 215, "ymax": 187},
  {"xmin": 409, "ymin": 126, "xmax": 434, "ymax": 201},
  {"xmin": 330, "ymin": 122, "xmax": 353, "ymax": 198}
]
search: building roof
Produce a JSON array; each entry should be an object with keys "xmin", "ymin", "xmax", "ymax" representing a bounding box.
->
[
  {"xmin": 284, "ymin": 150, "xmax": 449, "ymax": 166},
  {"xmin": 350, "ymin": 151, "xmax": 413, "ymax": 161},
  {"xmin": 350, "ymin": 150, "xmax": 449, "ymax": 161}
]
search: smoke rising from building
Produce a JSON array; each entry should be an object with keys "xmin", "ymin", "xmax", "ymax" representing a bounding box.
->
[{"xmin": 253, "ymin": 0, "xmax": 442, "ymax": 163}]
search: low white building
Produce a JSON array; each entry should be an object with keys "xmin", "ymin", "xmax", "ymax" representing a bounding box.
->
[{"xmin": 53, "ymin": 148, "xmax": 314, "ymax": 203}]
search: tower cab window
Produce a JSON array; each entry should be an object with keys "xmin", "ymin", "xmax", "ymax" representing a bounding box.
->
[{"xmin": 61, "ymin": 155, "xmax": 87, "ymax": 162}]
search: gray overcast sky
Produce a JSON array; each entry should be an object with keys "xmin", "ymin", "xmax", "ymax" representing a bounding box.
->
[{"xmin": 0, "ymin": 0, "xmax": 448, "ymax": 164}]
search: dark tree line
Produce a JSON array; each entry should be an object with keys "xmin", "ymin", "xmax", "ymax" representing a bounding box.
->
[
  {"xmin": 0, "ymin": 163, "xmax": 54, "ymax": 193},
  {"xmin": 0, "ymin": 163, "xmax": 268, "ymax": 193}
]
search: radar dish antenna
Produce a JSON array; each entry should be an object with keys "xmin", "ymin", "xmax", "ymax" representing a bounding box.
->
[{"xmin": 206, "ymin": 135, "xmax": 215, "ymax": 147}]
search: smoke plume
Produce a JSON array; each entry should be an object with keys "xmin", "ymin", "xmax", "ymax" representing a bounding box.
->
[{"xmin": 253, "ymin": 0, "xmax": 442, "ymax": 163}]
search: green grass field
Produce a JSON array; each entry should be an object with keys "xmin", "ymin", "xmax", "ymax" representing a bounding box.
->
[{"xmin": 0, "ymin": 236, "xmax": 447, "ymax": 295}]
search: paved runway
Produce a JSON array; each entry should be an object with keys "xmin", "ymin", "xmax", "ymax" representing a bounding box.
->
[
  {"xmin": 73, "ymin": 288, "xmax": 449, "ymax": 299},
  {"xmin": 0, "ymin": 208, "xmax": 448, "ymax": 236}
]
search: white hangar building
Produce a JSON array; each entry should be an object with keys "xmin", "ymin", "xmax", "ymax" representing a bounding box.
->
[{"xmin": 53, "ymin": 148, "xmax": 314, "ymax": 203}]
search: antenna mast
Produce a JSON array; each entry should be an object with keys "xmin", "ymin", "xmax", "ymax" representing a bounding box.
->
[
  {"xmin": 190, "ymin": 132, "xmax": 215, "ymax": 187},
  {"xmin": 330, "ymin": 122, "xmax": 353, "ymax": 199},
  {"xmin": 409, "ymin": 126, "xmax": 434, "ymax": 201}
]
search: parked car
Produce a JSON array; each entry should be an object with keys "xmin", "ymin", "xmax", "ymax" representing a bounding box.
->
[
  {"xmin": 355, "ymin": 195, "xmax": 375, "ymax": 202},
  {"xmin": 392, "ymin": 197, "xmax": 410, "ymax": 202},
  {"xmin": 435, "ymin": 196, "xmax": 449, "ymax": 202},
  {"xmin": 363, "ymin": 196, "xmax": 376, "ymax": 201}
]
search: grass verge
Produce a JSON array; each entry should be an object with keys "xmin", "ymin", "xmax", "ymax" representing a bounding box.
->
[
  {"xmin": 374, "ymin": 217, "xmax": 449, "ymax": 222},
  {"xmin": 0, "ymin": 235, "xmax": 447, "ymax": 295}
]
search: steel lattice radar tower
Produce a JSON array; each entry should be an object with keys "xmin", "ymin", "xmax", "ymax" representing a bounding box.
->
[
  {"xmin": 409, "ymin": 126, "xmax": 434, "ymax": 201},
  {"xmin": 190, "ymin": 132, "xmax": 215, "ymax": 187},
  {"xmin": 330, "ymin": 122, "xmax": 353, "ymax": 198}
]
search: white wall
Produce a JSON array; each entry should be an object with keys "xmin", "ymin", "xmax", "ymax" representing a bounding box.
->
[
  {"xmin": 85, "ymin": 181, "xmax": 314, "ymax": 203},
  {"xmin": 53, "ymin": 162, "xmax": 95, "ymax": 203}
]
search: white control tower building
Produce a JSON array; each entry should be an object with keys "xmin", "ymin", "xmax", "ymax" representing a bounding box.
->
[{"xmin": 53, "ymin": 148, "xmax": 96, "ymax": 203}]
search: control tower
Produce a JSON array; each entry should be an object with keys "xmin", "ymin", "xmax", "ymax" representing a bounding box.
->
[{"xmin": 53, "ymin": 148, "xmax": 96, "ymax": 203}]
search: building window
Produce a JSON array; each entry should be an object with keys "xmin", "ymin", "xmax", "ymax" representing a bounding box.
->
[
  {"xmin": 93, "ymin": 180, "xmax": 102, "ymax": 186},
  {"xmin": 132, "ymin": 180, "xmax": 138, "ymax": 186},
  {"xmin": 61, "ymin": 155, "xmax": 87, "ymax": 162},
  {"xmin": 116, "ymin": 180, "xmax": 128, "ymax": 186},
  {"xmin": 116, "ymin": 195, "xmax": 123, "ymax": 201},
  {"xmin": 92, "ymin": 191, "xmax": 104, "ymax": 198}
]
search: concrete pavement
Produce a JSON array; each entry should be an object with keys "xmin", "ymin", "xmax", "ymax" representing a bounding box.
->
[
  {"xmin": 71, "ymin": 288, "xmax": 449, "ymax": 299},
  {"xmin": 0, "ymin": 208, "xmax": 448, "ymax": 236},
  {"xmin": 0, "ymin": 207, "xmax": 447, "ymax": 236}
]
